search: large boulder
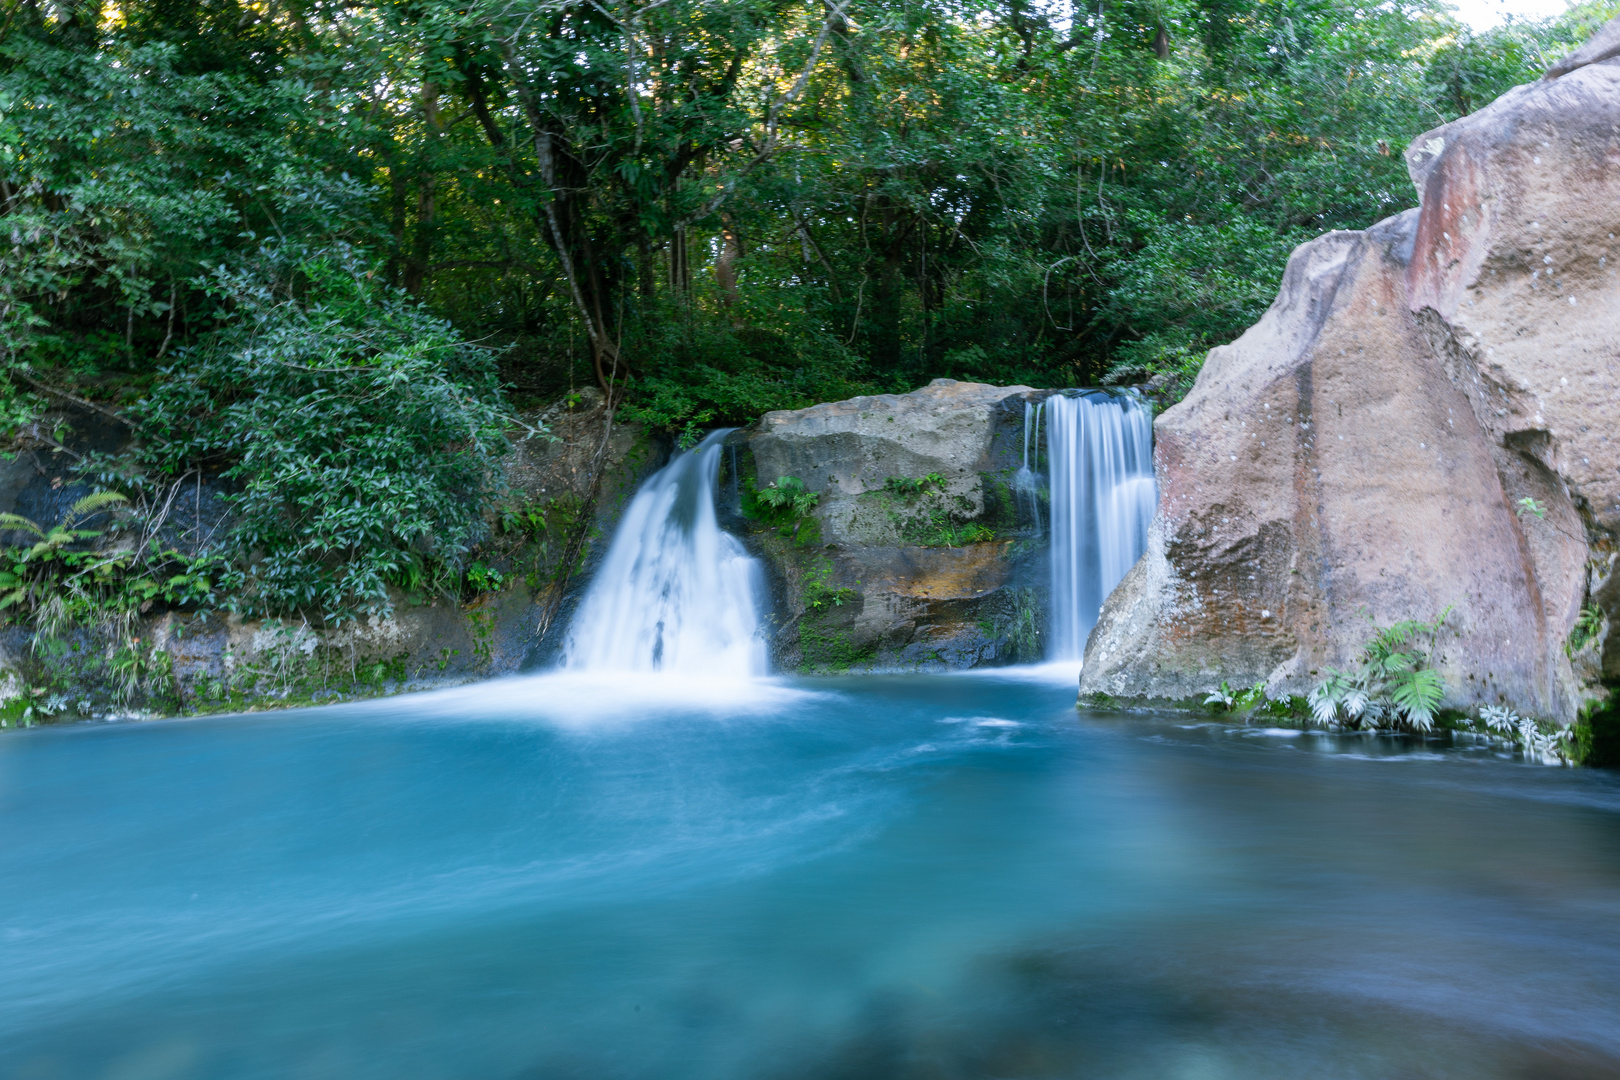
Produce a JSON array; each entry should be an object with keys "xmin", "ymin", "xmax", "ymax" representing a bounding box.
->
[
  {"xmin": 742, "ymin": 379, "xmax": 1045, "ymax": 671},
  {"xmin": 1081, "ymin": 21, "xmax": 1620, "ymax": 722}
]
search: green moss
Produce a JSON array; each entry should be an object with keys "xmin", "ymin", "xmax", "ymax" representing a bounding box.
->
[
  {"xmin": 1572, "ymin": 691, "xmax": 1620, "ymax": 768},
  {"xmin": 802, "ymin": 554, "xmax": 856, "ymax": 612},
  {"xmin": 862, "ymin": 477, "xmax": 998, "ymax": 548},
  {"xmin": 799, "ymin": 616, "xmax": 877, "ymax": 672}
]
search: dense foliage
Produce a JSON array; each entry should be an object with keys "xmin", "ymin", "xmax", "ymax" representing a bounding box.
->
[
  {"xmin": 1, "ymin": 0, "xmax": 1616, "ymax": 618},
  {"xmin": 133, "ymin": 249, "xmax": 510, "ymax": 619}
]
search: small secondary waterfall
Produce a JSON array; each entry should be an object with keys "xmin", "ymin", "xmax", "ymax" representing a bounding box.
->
[
  {"xmin": 561, "ymin": 430, "xmax": 767, "ymax": 676},
  {"xmin": 1013, "ymin": 400, "xmax": 1044, "ymax": 537},
  {"xmin": 1045, "ymin": 391, "xmax": 1156, "ymax": 662}
]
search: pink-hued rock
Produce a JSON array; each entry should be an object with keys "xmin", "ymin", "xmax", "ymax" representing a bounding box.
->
[{"xmin": 1081, "ymin": 18, "xmax": 1620, "ymax": 721}]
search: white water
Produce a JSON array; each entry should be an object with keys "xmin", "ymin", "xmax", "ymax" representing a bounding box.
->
[
  {"xmin": 560, "ymin": 430, "xmax": 767, "ymax": 676},
  {"xmin": 1013, "ymin": 399, "xmax": 1044, "ymax": 537},
  {"xmin": 1046, "ymin": 391, "xmax": 1156, "ymax": 661}
]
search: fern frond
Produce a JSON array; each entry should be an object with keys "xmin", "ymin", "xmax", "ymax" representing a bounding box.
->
[
  {"xmin": 61, "ymin": 490, "xmax": 129, "ymax": 528},
  {"xmin": 1308, "ymin": 670, "xmax": 1348, "ymax": 724},
  {"xmin": 0, "ymin": 513, "xmax": 44, "ymax": 538},
  {"xmin": 1388, "ymin": 668, "xmax": 1444, "ymax": 730}
]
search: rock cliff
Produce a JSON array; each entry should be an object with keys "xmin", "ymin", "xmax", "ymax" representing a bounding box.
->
[
  {"xmin": 738, "ymin": 379, "xmax": 1046, "ymax": 671},
  {"xmin": 1081, "ymin": 20, "xmax": 1620, "ymax": 722}
]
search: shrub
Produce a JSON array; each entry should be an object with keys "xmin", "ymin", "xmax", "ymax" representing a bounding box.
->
[{"xmin": 133, "ymin": 247, "xmax": 513, "ymax": 621}]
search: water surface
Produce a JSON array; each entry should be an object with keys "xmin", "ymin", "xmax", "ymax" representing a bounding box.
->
[{"xmin": 3, "ymin": 671, "xmax": 1618, "ymax": 1079}]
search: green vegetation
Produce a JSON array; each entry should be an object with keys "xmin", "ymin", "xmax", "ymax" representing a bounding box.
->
[
  {"xmin": 1574, "ymin": 693, "xmax": 1620, "ymax": 768},
  {"xmin": 1308, "ymin": 610, "xmax": 1452, "ymax": 731},
  {"xmin": 992, "ymin": 586, "xmax": 1044, "ymax": 663},
  {"xmin": 8, "ymin": 0, "xmax": 1614, "ymax": 436},
  {"xmin": 802, "ymin": 555, "xmax": 856, "ymax": 613},
  {"xmin": 884, "ymin": 475, "xmax": 947, "ymax": 499},
  {"xmin": 1568, "ymin": 604, "xmax": 1606, "ymax": 657},
  {"xmin": 1204, "ymin": 680, "xmax": 1311, "ymax": 721},
  {"xmin": 2, "ymin": 0, "xmax": 1617, "ymax": 703},
  {"xmin": 0, "ymin": 491, "xmax": 209, "ymax": 622},
  {"xmin": 874, "ymin": 475, "xmax": 997, "ymax": 548},
  {"xmin": 754, "ymin": 477, "xmax": 821, "ymax": 519},
  {"xmin": 130, "ymin": 250, "xmax": 511, "ymax": 621}
]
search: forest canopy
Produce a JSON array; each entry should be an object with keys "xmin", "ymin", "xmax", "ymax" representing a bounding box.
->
[
  {"xmin": 0, "ymin": 0, "xmax": 1615, "ymax": 618},
  {"xmin": 5, "ymin": 0, "xmax": 1617, "ymax": 428}
]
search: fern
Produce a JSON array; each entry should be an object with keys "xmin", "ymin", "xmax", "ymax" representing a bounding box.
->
[
  {"xmin": 1307, "ymin": 609, "xmax": 1451, "ymax": 733},
  {"xmin": 1568, "ymin": 604, "xmax": 1605, "ymax": 656},
  {"xmin": 1308, "ymin": 669, "xmax": 1351, "ymax": 723},
  {"xmin": 1386, "ymin": 668, "xmax": 1444, "ymax": 731},
  {"xmin": 884, "ymin": 474, "xmax": 947, "ymax": 498},
  {"xmin": 0, "ymin": 512, "xmax": 45, "ymax": 538},
  {"xmin": 756, "ymin": 477, "xmax": 818, "ymax": 516},
  {"xmin": 62, "ymin": 490, "xmax": 129, "ymax": 528}
]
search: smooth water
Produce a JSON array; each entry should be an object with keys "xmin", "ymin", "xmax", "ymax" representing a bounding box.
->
[
  {"xmin": 1045, "ymin": 392, "xmax": 1155, "ymax": 660},
  {"xmin": 560, "ymin": 430, "xmax": 765, "ymax": 676},
  {"xmin": 4, "ymin": 673, "xmax": 1620, "ymax": 1080},
  {"xmin": 1013, "ymin": 399, "xmax": 1044, "ymax": 538}
]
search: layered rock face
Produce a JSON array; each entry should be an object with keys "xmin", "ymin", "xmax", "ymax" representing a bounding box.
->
[
  {"xmin": 742, "ymin": 379, "xmax": 1044, "ymax": 670},
  {"xmin": 1081, "ymin": 23, "xmax": 1620, "ymax": 722}
]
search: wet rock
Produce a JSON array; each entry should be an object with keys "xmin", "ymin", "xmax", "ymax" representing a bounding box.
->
[
  {"xmin": 742, "ymin": 379, "xmax": 1046, "ymax": 671},
  {"xmin": 1083, "ymin": 20, "xmax": 1620, "ymax": 722}
]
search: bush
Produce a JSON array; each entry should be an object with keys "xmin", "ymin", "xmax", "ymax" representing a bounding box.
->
[{"xmin": 133, "ymin": 247, "xmax": 512, "ymax": 621}]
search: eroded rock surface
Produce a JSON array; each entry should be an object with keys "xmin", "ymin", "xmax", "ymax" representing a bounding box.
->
[
  {"xmin": 743, "ymin": 379, "xmax": 1046, "ymax": 671},
  {"xmin": 1082, "ymin": 21, "xmax": 1620, "ymax": 721}
]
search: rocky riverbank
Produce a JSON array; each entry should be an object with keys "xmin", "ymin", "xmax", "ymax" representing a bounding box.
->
[{"xmin": 1080, "ymin": 20, "xmax": 1620, "ymax": 726}]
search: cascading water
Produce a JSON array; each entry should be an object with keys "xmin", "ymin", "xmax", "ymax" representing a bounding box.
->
[
  {"xmin": 560, "ymin": 429, "xmax": 767, "ymax": 677},
  {"xmin": 1045, "ymin": 391, "xmax": 1156, "ymax": 662},
  {"xmin": 1013, "ymin": 399, "xmax": 1044, "ymax": 537}
]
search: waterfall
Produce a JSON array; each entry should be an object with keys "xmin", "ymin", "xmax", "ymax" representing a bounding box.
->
[
  {"xmin": 1045, "ymin": 391, "xmax": 1156, "ymax": 662},
  {"xmin": 561, "ymin": 430, "xmax": 767, "ymax": 676},
  {"xmin": 1013, "ymin": 399, "xmax": 1044, "ymax": 537}
]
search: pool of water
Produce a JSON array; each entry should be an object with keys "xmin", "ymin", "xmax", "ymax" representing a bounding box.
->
[{"xmin": 3, "ymin": 669, "xmax": 1619, "ymax": 1080}]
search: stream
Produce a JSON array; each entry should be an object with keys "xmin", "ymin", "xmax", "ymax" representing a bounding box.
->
[{"xmin": 3, "ymin": 668, "xmax": 1619, "ymax": 1079}]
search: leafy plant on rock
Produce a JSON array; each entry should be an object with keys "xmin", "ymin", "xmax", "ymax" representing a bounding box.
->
[
  {"xmin": 884, "ymin": 474, "xmax": 947, "ymax": 498},
  {"xmin": 754, "ymin": 477, "xmax": 820, "ymax": 518},
  {"xmin": 0, "ymin": 490, "xmax": 217, "ymax": 630},
  {"xmin": 1480, "ymin": 704, "xmax": 1576, "ymax": 764},
  {"xmin": 802, "ymin": 554, "xmax": 855, "ymax": 613},
  {"xmin": 1308, "ymin": 609, "xmax": 1452, "ymax": 731},
  {"xmin": 881, "ymin": 475, "xmax": 994, "ymax": 548},
  {"xmin": 1567, "ymin": 604, "xmax": 1605, "ymax": 657},
  {"xmin": 1206, "ymin": 680, "xmax": 1268, "ymax": 713}
]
